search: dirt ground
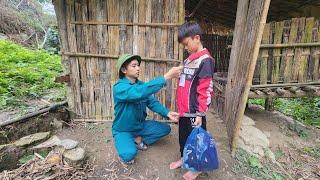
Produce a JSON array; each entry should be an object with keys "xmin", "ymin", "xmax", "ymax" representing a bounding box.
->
[
  {"xmin": 3, "ymin": 103, "xmax": 317, "ymax": 179},
  {"xmin": 56, "ymin": 109, "xmax": 239, "ymax": 180},
  {"xmin": 246, "ymin": 105, "xmax": 320, "ymax": 179}
]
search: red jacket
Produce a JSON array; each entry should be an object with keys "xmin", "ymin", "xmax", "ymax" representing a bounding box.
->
[{"xmin": 176, "ymin": 48, "xmax": 215, "ymax": 117}]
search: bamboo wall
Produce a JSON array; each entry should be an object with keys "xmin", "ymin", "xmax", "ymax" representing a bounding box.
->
[
  {"xmin": 212, "ymin": 17, "xmax": 320, "ymax": 119},
  {"xmin": 254, "ymin": 17, "xmax": 320, "ymax": 85},
  {"xmin": 53, "ymin": 0, "xmax": 184, "ymax": 120}
]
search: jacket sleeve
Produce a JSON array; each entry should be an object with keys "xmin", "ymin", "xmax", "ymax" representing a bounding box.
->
[
  {"xmin": 113, "ymin": 76, "xmax": 166, "ymax": 102},
  {"xmin": 147, "ymin": 95, "xmax": 169, "ymax": 118},
  {"xmin": 196, "ymin": 58, "xmax": 215, "ymax": 117}
]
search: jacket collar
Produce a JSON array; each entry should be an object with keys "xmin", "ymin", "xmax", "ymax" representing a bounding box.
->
[
  {"xmin": 119, "ymin": 77, "xmax": 142, "ymax": 85},
  {"xmin": 187, "ymin": 48, "xmax": 211, "ymax": 61}
]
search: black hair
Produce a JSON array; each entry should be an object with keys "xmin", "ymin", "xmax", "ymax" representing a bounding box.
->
[{"xmin": 178, "ymin": 21, "xmax": 203, "ymax": 43}]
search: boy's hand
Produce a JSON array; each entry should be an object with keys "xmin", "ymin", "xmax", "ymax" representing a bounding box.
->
[
  {"xmin": 164, "ymin": 66, "xmax": 183, "ymax": 80},
  {"xmin": 167, "ymin": 111, "xmax": 179, "ymax": 123},
  {"xmin": 193, "ymin": 116, "xmax": 202, "ymax": 127}
]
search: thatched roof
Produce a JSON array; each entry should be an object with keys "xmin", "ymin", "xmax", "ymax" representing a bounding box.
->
[{"xmin": 186, "ymin": 0, "xmax": 320, "ymax": 28}]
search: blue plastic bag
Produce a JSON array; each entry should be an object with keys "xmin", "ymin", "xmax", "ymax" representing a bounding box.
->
[{"xmin": 182, "ymin": 127, "xmax": 219, "ymax": 172}]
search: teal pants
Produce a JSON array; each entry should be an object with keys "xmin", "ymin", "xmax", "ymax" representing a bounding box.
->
[{"xmin": 112, "ymin": 120, "xmax": 171, "ymax": 162}]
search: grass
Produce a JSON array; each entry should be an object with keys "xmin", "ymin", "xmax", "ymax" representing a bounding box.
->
[
  {"xmin": 301, "ymin": 146, "xmax": 320, "ymax": 158},
  {"xmin": 0, "ymin": 40, "xmax": 64, "ymax": 110},
  {"xmin": 233, "ymin": 148, "xmax": 286, "ymax": 180},
  {"xmin": 249, "ymin": 97, "xmax": 320, "ymax": 128}
]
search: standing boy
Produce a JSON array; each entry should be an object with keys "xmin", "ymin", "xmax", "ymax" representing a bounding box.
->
[{"xmin": 169, "ymin": 22, "xmax": 215, "ymax": 180}]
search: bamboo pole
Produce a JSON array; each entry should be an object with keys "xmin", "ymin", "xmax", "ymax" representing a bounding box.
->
[
  {"xmin": 70, "ymin": 21, "xmax": 181, "ymax": 27},
  {"xmin": 63, "ymin": 52, "xmax": 181, "ymax": 63},
  {"xmin": 227, "ymin": 42, "xmax": 320, "ymax": 49}
]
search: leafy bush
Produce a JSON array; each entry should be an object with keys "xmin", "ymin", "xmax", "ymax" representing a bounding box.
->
[
  {"xmin": 0, "ymin": 40, "xmax": 63, "ymax": 109},
  {"xmin": 249, "ymin": 97, "xmax": 320, "ymax": 128}
]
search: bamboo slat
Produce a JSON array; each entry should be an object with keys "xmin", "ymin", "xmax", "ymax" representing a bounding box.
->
[
  {"xmin": 108, "ymin": 0, "xmax": 120, "ymax": 118},
  {"xmin": 259, "ymin": 23, "xmax": 270, "ymax": 84},
  {"xmin": 280, "ymin": 20, "xmax": 291, "ymax": 83},
  {"xmin": 138, "ymin": 0, "xmax": 146, "ymax": 81},
  {"xmin": 311, "ymin": 20, "xmax": 320, "ymax": 81},
  {"xmin": 153, "ymin": 0, "xmax": 162, "ymax": 120},
  {"xmin": 299, "ymin": 18, "xmax": 314, "ymax": 82},
  {"xmin": 272, "ymin": 21, "xmax": 284, "ymax": 84},
  {"xmin": 292, "ymin": 18, "xmax": 306, "ymax": 81}
]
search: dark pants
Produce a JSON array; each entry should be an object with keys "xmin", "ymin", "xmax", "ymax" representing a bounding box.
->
[{"xmin": 179, "ymin": 116, "xmax": 207, "ymax": 157}]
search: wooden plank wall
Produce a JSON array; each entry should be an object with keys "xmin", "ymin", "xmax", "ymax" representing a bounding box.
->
[
  {"xmin": 54, "ymin": 0, "xmax": 184, "ymax": 120},
  {"xmin": 253, "ymin": 17, "xmax": 320, "ymax": 85}
]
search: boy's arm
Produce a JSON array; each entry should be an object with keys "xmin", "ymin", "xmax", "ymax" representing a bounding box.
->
[
  {"xmin": 196, "ymin": 58, "xmax": 215, "ymax": 117},
  {"xmin": 113, "ymin": 76, "xmax": 166, "ymax": 103},
  {"xmin": 147, "ymin": 95, "xmax": 170, "ymax": 118}
]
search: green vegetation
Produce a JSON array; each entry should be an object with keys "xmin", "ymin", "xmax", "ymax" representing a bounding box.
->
[
  {"xmin": 301, "ymin": 146, "xmax": 320, "ymax": 158},
  {"xmin": 0, "ymin": 40, "xmax": 64, "ymax": 109},
  {"xmin": 233, "ymin": 148, "xmax": 286, "ymax": 180},
  {"xmin": 249, "ymin": 97, "xmax": 320, "ymax": 128},
  {"xmin": 19, "ymin": 150, "xmax": 49, "ymax": 164}
]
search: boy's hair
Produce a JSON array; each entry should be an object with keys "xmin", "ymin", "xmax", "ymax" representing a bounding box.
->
[{"xmin": 178, "ymin": 21, "xmax": 203, "ymax": 43}]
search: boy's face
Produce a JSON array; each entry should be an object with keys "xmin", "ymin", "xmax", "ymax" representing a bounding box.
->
[
  {"xmin": 181, "ymin": 35, "xmax": 201, "ymax": 54},
  {"xmin": 121, "ymin": 59, "xmax": 140, "ymax": 79}
]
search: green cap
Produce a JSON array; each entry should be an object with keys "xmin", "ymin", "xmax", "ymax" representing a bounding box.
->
[{"xmin": 116, "ymin": 54, "xmax": 141, "ymax": 78}]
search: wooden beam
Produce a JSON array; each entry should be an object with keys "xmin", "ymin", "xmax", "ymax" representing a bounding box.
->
[
  {"xmin": 227, "ymin": 42, "xmax": 320, "ymax": 49},
  {"xmin": 248, "ymin": 89, "xmax": 320, "ymax": 98},
  {"xmin": 224, "ymin": 0, "xmax": 271, "ymax": 155},
  {"xmin": 224, "ymin": 0, "xmax": 249, "ymax": 152},
  {"xmin": 70, "ymin": 21, "xmax": 181, "ymax": 27},
  {"xmin": 63, "ymin": 52, "xmax": 181, "ymax": 63},
  {"xmin": 251, "ymin": 81, "xmax": 320, "ymax": 88}
]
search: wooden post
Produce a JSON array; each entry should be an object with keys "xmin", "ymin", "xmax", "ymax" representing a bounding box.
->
[
  {"xmin": 52, "ymin": 0, "xmax": 74, "ymax": 111},
  {"xmin": 224, "ymin": 0, "xmax": 271, "ymax": 155}
]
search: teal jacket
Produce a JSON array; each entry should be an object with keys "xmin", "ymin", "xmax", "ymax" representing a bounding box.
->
[{"xmin": 112, "ymin": 76, "xmax": 169, "ymax": 132}]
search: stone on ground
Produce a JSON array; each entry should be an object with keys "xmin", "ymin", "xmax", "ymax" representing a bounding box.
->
[
  {"xmin": 240, "ymin": 126, "xmax": 269, "ymax": 147},
  {"xmin": 14, "ymin": 132, "xmax": 51, "ymax": 147},
  {"xmin": 242, "ymin": 116, "xmax": 256, "ymax": 126},
  {"xmin": 32, "ymin": 135, "xmax": 61, "ymax": 150},
  {"xmin": 58, "ymin": 139, "xmax": 79, "ymax": 150},
  {"xmin": 238, "ymin": 124, "xmax": 270, "ymax": 157},
  {"xmin": 63, "ymin": 147, "xmax": 85, "ymax": 167}
]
